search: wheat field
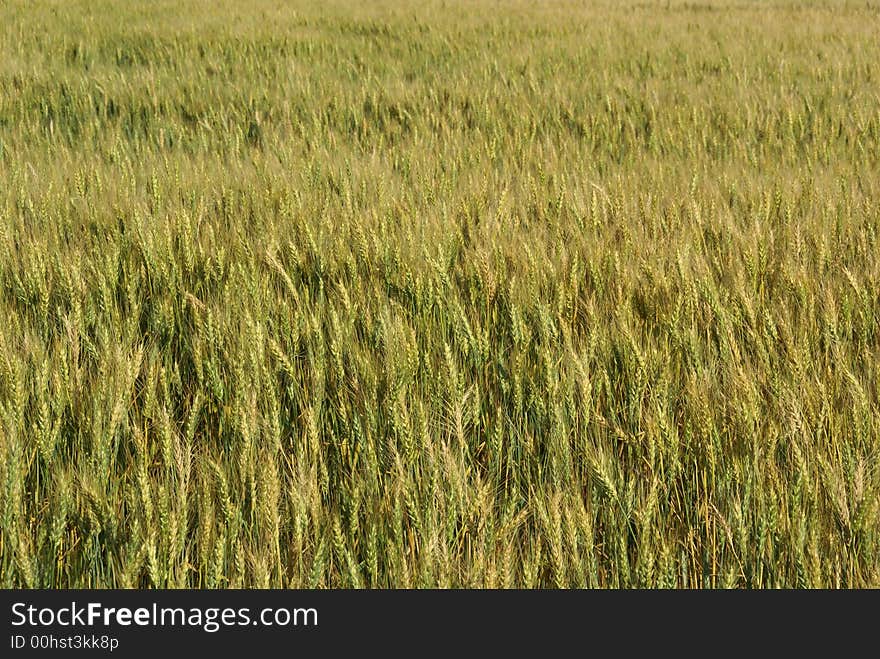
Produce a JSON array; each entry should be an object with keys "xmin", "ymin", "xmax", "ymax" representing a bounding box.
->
[{"xmin": 1, "ymin": 0, "xmax": 878, "ymax": 588}]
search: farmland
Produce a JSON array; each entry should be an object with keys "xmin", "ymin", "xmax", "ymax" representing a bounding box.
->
[{"xmin": 0, "ymin": 0, "xmax": 879, "ymax": 587}]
